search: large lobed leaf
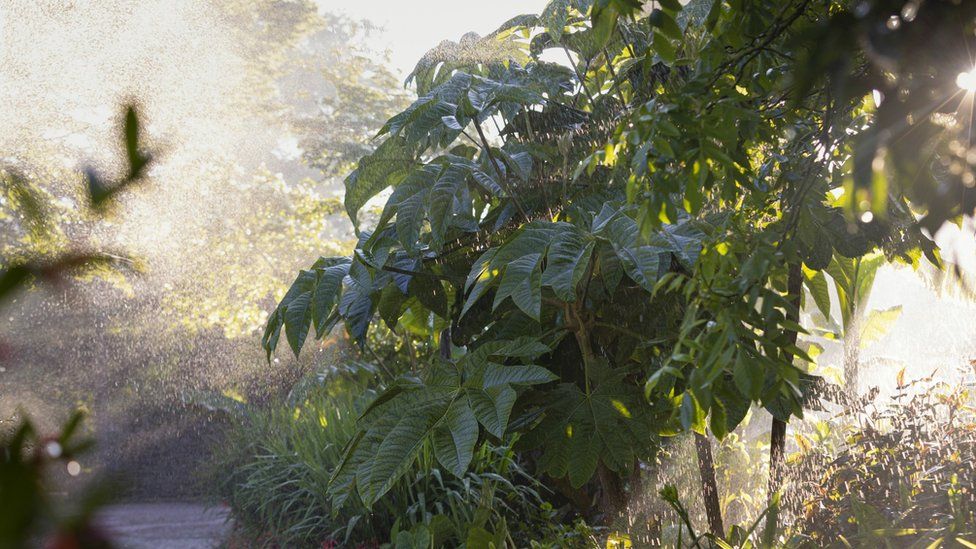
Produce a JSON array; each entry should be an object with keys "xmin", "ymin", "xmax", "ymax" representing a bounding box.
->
[
  {"xmin": 522, "ymin": 373, "xmax": 655, "ymax": 488},
  {"xmin": 328, "ymin": 339, "xmax": 555, "ymax": 507}
]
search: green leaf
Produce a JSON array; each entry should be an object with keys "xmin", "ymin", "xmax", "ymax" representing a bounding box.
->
[
  {"xmin": 854, "ymin": 253, "xmax": 885, "ymax": 304},
  {"xmin": 803, "ymin": 268, "xmax": 831, "ymax": 322},
  {"xmin": 379, "ymin": 93, "xmax": 456, "ymax": 139},
  {"xmin": 345, "ymin": 136, "xmax": 416, "ymax": 228},
  {"xmin": 650, "ymin": 9, "xmax": 682, "ymax": 41},
  {"xmin": 653, "ymin": 31, "xmax": 676, "ymax": 63},
  {"xmin": 261, "ymin": 305, "xmax": 283, "ymax": 360},
  {"xmin": 283, "ymin": 270, "xmax": 317, "ymax": 357},
  {"xmin": 328, "ymin": 430, "xmax": 366, "ymax": 509},
  {"xmin": 441, "ymin": 115, "xmax": 463, "ymax": 130},
  {"xmin": 409, "ymin": 275, "xmax": 449, "ymax": 319},
  {"xmin": 541, "ymin": 230, "xmax": 594, "ymax": 301},
  {"xmin": 389, "ymin": 169, "xmax": 433, "ymax": 251},
  {"xmin": 709, "ymin": 399, "xmax": 728, "ymax": 439},
  {"xmin": 395, "ymin": 524, "xmax": 432, "ymax": 549},
  {"xmin": 468, "ymin": 386, "xmax": 517, "ymax": 438},
  {"xmin": 471, "ymin": 168, "xmax": 503, "ymax": 196},
  {"xmin": 466, "ymin": 527, "xmax": 495, "ymax": 549},
  {"xmin": 645, "ymin": 365, "xmax": 680, "ymax": 398},
  {"xmin": 378, "ymin": 283, "xmax": 406, "ymax": 329},
  {"xmin": 495, "ymin": 148, "xmax": 534, "ymax": 182},
  {"xmin": 598, "ymin": 209, "xmax": 655, "ymax": 285},
  {"xmin": 462, "ymin": 249, "xmax": 499, "ymax": 318},
  {"xmin": 679, "ymin": 391, "xmax": 705, "ymax": 432},
  {"xmin": 428, "ymin": 164, "xmax": 467, "ymax": 251},
  {"xmin": 616, "ymin": 244, "xmax": 662, "ymax": 292},
  {"xmin": 526, "ymin": 375, "xmax": 653, "ymax": 487},
  {"xmin": 465, "ymin": 338, "xmax": 551, "ymax": 371},
  {"xmin": 355, "ymin": 411, "xmax": 431, "ymax": 505},
  {"xmin": 859, "ymin": 305, "xmax": 902, "ymax": 347},
  {"xmin": 432, "ymin": 399, "xmax": 479, "ymax": 477},
  {"xmin": 339, "ymin": 278, "xmax": 374, "ymax": 347},
  {"xmin": 653, "ymin": 221, "xmax": 705, "ymax": 269},
  {"xmin": 540, "ymin": 0, "xmax": 571, "ymax": 41},
  {"xmin": 588, "ymin": 4, "xmax": 618, "ymax": 56},
  {"xmin": 716, "ymin": 382, "xmax": 750, "ymax": 433},
  {"xmin": 493, "ymin": 253, "xmax": 543, "ymax": 320},
  {"xmin": 733, "ymin": 352, "xmax": 763, "ymax": 400},
  {"xmin": 313, "ymin": 262, "xmax": 349, "ymax": 337},
  {"xmin": 482, "ymin": 363, "xmax": 557, "ymax": 388}
]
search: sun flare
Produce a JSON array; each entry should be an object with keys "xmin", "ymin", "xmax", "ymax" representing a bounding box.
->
[{"xmin": 957, "ymin": 69, "xmax": 976, "ymax": 92}]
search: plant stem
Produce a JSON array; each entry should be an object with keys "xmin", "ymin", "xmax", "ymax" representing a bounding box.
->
[
  {"xmin": 603, "ymin": 48, "xmax": 627, "ymax": 107},
  {"xmin": 573, "ymin": 308, "xmax": 595, "ymax": 395},
  {"xmin": 695, "ymin": 432, "xmax": 724, "ymax": 536}
]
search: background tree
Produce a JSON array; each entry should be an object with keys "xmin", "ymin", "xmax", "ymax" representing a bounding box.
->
[{"xmin": 0, "ymin": 0, "xmax": 407, "ymax": 499}]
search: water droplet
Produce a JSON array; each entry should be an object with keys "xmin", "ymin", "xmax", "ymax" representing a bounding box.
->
[{"xmin": 45, "ymin": 441, "xmax": 62, "ymax": 458}]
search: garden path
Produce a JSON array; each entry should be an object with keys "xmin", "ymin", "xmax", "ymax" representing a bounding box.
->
[{"xmin": 97, "ymin": 502, "xmax": 231, "ymax": 549}]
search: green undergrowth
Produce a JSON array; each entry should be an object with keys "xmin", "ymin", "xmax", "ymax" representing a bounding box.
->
[{"xmin": 208, "ymin": 367, "xmax": 593, "ymax": 548}]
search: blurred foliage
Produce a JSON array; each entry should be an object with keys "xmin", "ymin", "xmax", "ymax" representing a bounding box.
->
[
  {"xmin": 0, "ymin": 106, "xmax": 149, "ymax": 301},
  {"xmin": 789, "ymin": 0, "xmax": 976, "ymax": 233},
  {"xmin": 0, "ymin": 104, "xmax": 150, "ymax": 339},
  {"xmin": 0, "ymin": 413, "xmax": 114, "ymax": 549},
  {"xmin": 1, "ymin": 4, "xmax": 411, "ymax": 507},
  {"xmin": 1, "ymin": 106, "xmax": 152, "ymax": 548}
]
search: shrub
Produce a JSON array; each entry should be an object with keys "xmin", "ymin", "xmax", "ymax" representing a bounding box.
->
[
  {"xmin": 788, "ymin": 375, "xmax": 976, "ymax": 546},
  {"xmin": 211, "ymin": 366, "xmax": 563, "ymax": 547}
]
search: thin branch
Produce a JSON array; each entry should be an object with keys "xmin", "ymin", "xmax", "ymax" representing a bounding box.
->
[
  {"xmin": 603, "ymin": 48, "xmax": 628, "ymax": 107},
  {"xmin": 474, "ymin": 120, "xmax": 530, "ymax": 220},
  {"xmin": 380, "ymin": 263, "xmax": 458, "ymax": 282},
  {"xmin": 592, "ymin": 321, "xmax": 657, "ymax": 342},
  {"xmin": 562, "ymin": 46, "xmax": 597, "ymax": 107},
  {"xmin": 363, "ymin": 341, "xmax": 396, "ymax": 380}
]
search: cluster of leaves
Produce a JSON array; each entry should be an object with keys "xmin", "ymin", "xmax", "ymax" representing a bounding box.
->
[
  {"xmin": 791, "ymin": 0, "xmax": 976, "ymax": 232},
  {"xmin": 263, "ymin": 0, "xmax": 961, "ymax": 530},
  {"xmin": 805, "ymin": 251, "xmax": 903, "ymax": 392},
  {"xmin": 0, "ymin": 106, "xmax": 149, "ymax": 303}
]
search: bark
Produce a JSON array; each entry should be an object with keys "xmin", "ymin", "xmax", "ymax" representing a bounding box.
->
[
  {"xmin": 597, "ymin": 463, "xmax": 629, "ymax": 524},
  {"xmin": 695, "ymin": 432, "xmax": 724, "ymax": 536},
  {"xmin": 763, "ymin": 262, "xmax": 803, "ymax": 543}
]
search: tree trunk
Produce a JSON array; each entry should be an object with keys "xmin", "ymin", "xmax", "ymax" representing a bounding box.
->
[
  {"xmin": 597, "ymin": 463, "xmax": 629, "ymax": 524},
  {"xmin": 763, "ymin": 262, "xmax": 803, "ymax": 544},
  {"xmin": 695, "ymin": 432, "xmax": 724, "ymax": 536},
  {"xmin": 763, "ymin": 416, "xmax": 787, "ymax": 546}
]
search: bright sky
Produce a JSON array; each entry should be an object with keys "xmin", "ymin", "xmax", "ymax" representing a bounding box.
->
[{"xmin": 316, "ymin": 0, "xmax": 549, "ymax": 79}]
